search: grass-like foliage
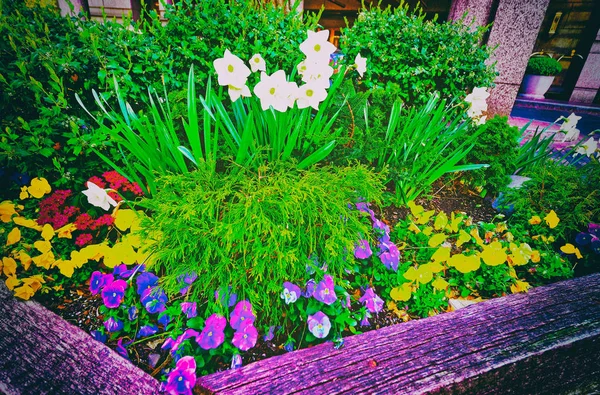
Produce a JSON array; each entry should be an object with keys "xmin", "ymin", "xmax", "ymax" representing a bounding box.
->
[
  {"xmin": 139, "ymin": 162, "xmax": 385, "ymax": 324},
  {"xmin": 373, "ymin": 95, "xmax": 487, "ymax": 203}
]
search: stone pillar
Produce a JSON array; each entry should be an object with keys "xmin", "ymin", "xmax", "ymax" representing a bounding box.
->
[
  {"xmin": 57, "ymin": 0, "xmax": 83, "ymax": 16},
  {"xmin": 570, "ymin": 28, "xmax": 600, "ymax": 103},
  {"xmin": 448, "ymin": 0, "xmax": 551, "ymax": 116},
  {"xmin": 485, "ymin": 0, "xmax": 551, "ymax": 116},
  {"xmin": 448, "ymin": 0, "xmax": 496, "ymax": 30}
]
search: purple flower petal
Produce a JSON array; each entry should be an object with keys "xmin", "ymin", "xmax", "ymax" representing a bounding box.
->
[
  {"xmin": 359, "ymin": 287, "xmax": 384, "ymax": 313},
  {"xmin": 307, "ymin": 311, "xmax": 331, "ymax": 339},
  {"xmin": 314, "ymin": 275, "xmax": 337, "ymax": 305},
  {"xmin": 354, "ymin": 239, "xmax": 373, "ymax": 260},
  {"xmin": 230, "ymin": 301, "xmax": 255, "ymax": 331},
  {"xmin": 232, "ymin": 324, "xmax": 258, "ymax": 351}
]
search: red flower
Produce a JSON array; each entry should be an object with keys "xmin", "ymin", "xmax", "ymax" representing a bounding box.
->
[
  {"xmin": 95, "ymin": 214, "xmax": 115, "ymax": 228},
  {"xmin": 87, "ymin": 176, "xmax": 106, "ymax": 189},
  {"xmin": 75, "ymin": 233, "xmax": 93, "ymax": 247},
  {"xmin": 75, "ymin": 213, "xmax": 95, "ymax": 230}
]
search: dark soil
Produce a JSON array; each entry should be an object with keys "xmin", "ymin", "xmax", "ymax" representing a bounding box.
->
[{"xmin": 36, "ymin": 178, "xmax": 499, "ymax": 378}]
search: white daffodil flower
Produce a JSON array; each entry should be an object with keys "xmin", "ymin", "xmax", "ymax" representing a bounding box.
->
[
  {"xmin": 227, "ymin": 84, "xmax": 251, "ymax": 102},
  {"xmin": 253, "ymin": 70, "xmax": 291, "ymax": 112},
  {"xmin": 465, "ymin": 87, "xmax": 489, "ymax": 119},
  {"xmin": 354, "ymin": 53, "xmax": 367, "ymax": 77},
  {"xmin": 575, "ymin": 136, "xmax": 598, "ymax": 157},
  {"xmin": 297, "ymin": 60, "xmax": 308, "ymax": 76},
  {"xmin": 559, "ymin": 113, "xmax": 582, "ymax": 142},
  {"xmin": 82, "ymin": 181, "xmax": 117, "ymax": 211},
  {"xmin": 285, "ymin": 81, "xmax": 299, "ymax": 109},
  {"xmin": 249, "ymin": 54, "xmax": 266, "ymax": 73},
  {"xmin": 213, "ymin": 49, "xmax": 251, "ymax": 88},
  {"xmin": 296, "ymin": 83, "xmax": 328, "ymax": 111},
  {"xmin": 299, "ymin": 30, "xmax": 337, "ymax": 64},
  {"xmin": 301, "ymin": 61, "xmax": 334, "ymax": 89}
]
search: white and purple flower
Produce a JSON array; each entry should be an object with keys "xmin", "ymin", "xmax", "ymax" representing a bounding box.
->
[{"xmin": 307, "ymin": 311, "xmax": 331, "ymax": 339}]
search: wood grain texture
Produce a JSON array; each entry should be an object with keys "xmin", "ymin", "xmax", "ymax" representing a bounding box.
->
[
  {"xmin": 0, "ymin": 283, "xmax": 161, "ymax": 395},
  {"xmin": 197, "ymin": 274, "xmax": 600, "ymax": 394}
]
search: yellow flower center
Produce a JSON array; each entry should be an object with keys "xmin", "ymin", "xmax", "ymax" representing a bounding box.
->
[
  {"xmin": 254, "ymin": 57, "xmax": 260, "ymax": 63},
  {"xmin": 243, "ymin": 334, "xmax": 248, "ymax": 339},
  {"xmin": 208, "ymin": 331, "xmax": 213, "ymax": 336},
  {"xmin": 306, "ymin": 89, "xmax": 313, "ymax": 97},
  {"xmin": 269, "ymin": 87, "xmax": 276, "ymax": 95},
  {"xmin": 178, "ymin": 377, "xmax": 183, "ymax": 381},
  {"xmin": 324, "ymin": 288, "xmax": 329, "ymax": 295},
  {"xmin": 314, "ymin": 44, "xmax": 321, "ymax": 52},
  {"xmin": 112, "ymin": 293, "xmax": 117, "ymax": 297},
  {"xmin": 228, "ymin": 64, "xmax": 234, "ymax": 73}
]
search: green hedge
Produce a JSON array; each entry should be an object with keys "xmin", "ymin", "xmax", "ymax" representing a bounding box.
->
[
  {"xmin": 526, "ymin": 57, "xmax": 562, "ymax": 76},
  {"xmin": 340, "ymin": 2, "xmax": 497, "ymax": 106}
]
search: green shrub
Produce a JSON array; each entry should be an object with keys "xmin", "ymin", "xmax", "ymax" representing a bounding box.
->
[
  {"xmin": 503, "ymin": 159, "xmax": 600, "ymax": 240},
  {"xmin": 139, "ymin": 162, "xmax": 385, "ymax": 324},
  {"xmin": 526, "ymin": 57, "xmax": 562, "ymax": 76},
  {"xmin": 340, "ymin": 2, "xmax": 496, "ymax": 106},
  {"xmin": 461, "ymin": 115, "xmax": 520, "ymax": 195}
]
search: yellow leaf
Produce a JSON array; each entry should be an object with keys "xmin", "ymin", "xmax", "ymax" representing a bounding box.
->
[
  {"xmin": 115, "ymin": 209, "xmax": 137, "ymax": 231},
  {"xmin": 495, "ymin": 222, "xmax": 507, "ymax": 233},
  {"xmin": 56, "ymin": 223, "xmax": 77, "ymax": 239},
  {"xmin": 27, "ymin": 177, "xmax": 51, "ymax": 199},
  {"xmin": 69, "ymin": 250, "xmax": 88, "ymax": 268},
  {"xmin": 456, "ymin": 230, "xmax": 471, "ymax": 247},
  {"xmin": 3, "ymin": 257, "xmax": 18, "ymax": 277},
  {"xmin": 34, "ymin": 240, "xmax": 52, "ymax": 254},
  {"xmin": 480, "ymin": 241, "xmax": 507, "ymax": 266},
  {"xmin": 56, "ymin": 259, "xmax": 76, "ymax": 278},
  {"xmin": 504, "ymin": 232, "xmax": 514, "ymax": 242},
  {"xmin": 18, "ymin": 251, "xmax": 33, "ymax": 271},
  {"xmin": 19, "ymin": 186, "xmax": 29, "ymax": 200},
  {"xmin": 390, "ymin": 283, "xmax": 412, "ymax": 302},
  {"xmin": 434, "ymin": 212, "xmax": 448, "ymax": 230},
  {"xmin": 428, "ymin": 233, "xmax": 447, "ymax": 248},
  {"xmin": 41, "ymin": 224, "xmax": 55, "ymax": 241},
  {"xmin": 575, "ymin": 248, "xmax": 583, "ymax": 259},
  {"xmin": 403, "ymin": 266, "xmax": 418, "ymax": 282},
  {"xmin": 408, "ymin": 222, "xmax": 421, "ymax": 234},
  {"xmin": 422, "ymin": 226, "xmax": 433, "ymax": 236},
  {"xmin": 447, "ymin": 253, "xmax": 481, "ymax": 274},
  {"xmin": 13, "ymin": 216, "xmax": 42, "ymax": 231},
  {"xmin": 431, "ymin": 247, "xmax": 451, "ymax": 263},
  {"xmin": 560, "ymin": 243, "xmax": 576, "ymax": 254},
  {"xmin": 416, "ymin": 210, "xmax": 435, "ymax": 225},
  {"xmin": 408, "ymin": 201, "xmax": 424, "ymax": 217},
  {"xmin": 428, "ymin": 261, "xmax": 444, "ymax": 273},
  {"xmin": 0, "ymin": 201, "xmax": 18, "ymax": 223},
  {"xmin": 22, "ymin": 275, "xmax": 45, "ymax": 292},
  {"xmin": 432, "ymin": 277, "xmax": 449, "ymax": 291},
  {"xmin": 510, "ymin": 280, "xmax": 530, "ymax": 294},
  {"xmin": 32, "ymin": 251, "xmax": 55, "ymax": 270},
  {"xmin": 5, "ymin": 275, "xmax": 21, "ymax": 291},
  {"xmin": 544, "ymin": 210, "xmax": 560, "ymax": 229},
  {"xmin": 6, "ymin": 227, "xmax": 21, "ymax": 246},
  {"xmin": 529, "ymin": 216, "xmax": 541, "ymax": 225},
  {"xmin": 447, "ymin": 212, "xmax": 463, "ymax": 233},
  {"xmin": 416, "ymin": 264, "xmax": 434, "ymax": 284},
  {"xmin": 80, "ymin": 243, "xmax": 109, "ymax": 261},
  {"xmin": 508, "ymin": 243, "xmax": 530, "ymax": 266},
  {"xmin": 470, "ymin": 228, "xmax": 484, "ymax": 247},
  {"xmin": 123, "ymin": 233, "xmax": 142, "ymax": 248},
  {"xmin": 14, "ymin": 284, "xmax": 35, "ymax": 300}
]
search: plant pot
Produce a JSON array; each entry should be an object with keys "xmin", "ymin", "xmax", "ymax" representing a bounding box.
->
[{"xmin": 519, "ymin": 74, "xmax": 555, "ymax": 99}]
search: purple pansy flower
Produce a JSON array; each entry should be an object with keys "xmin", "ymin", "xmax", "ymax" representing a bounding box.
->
[
  {"xmin": 359, "ymin": 287, "xmax": 384, "ymax": 313},
  {"xmin": 197, "ymin": 314, "xmax": 226, "ymax": 350},
  {"xmin": 264, "ymin": 326, "xmax": 275, "ymax": 342},
  {"xmin": 232, "ymin": 324, "xmax": 258, "ymax": 351},
  {"xmin": 360, "ymin": 311, "xmax": 372, "ymax": 327},
  {"xmin": 158, "ymin": 313, "xmax": 171, "ymax": 328},
  {"xmin": 354, "ymin": 239, "xmax": 373, "ymax": 259},
  {"xmin": 178, "ymin": 272, "xmax": 198, "ymax": 295},
  {"xmin": 230, "ymin": 301, "xmax": 255, "ymax": 331},
  {"xmin": 112, "ymin": 264, "xmax": 128, "ymax": 278},
  {"xmin": 281, "ymin": 282, "xmax": 302, "ymax": 304},
  {"xmin": 141, "ymin": 286, "xmax": 168, "ymax": 314},
  {"xmin": 167, "ymin": 329, "xmax": 200, "ymax": 357},
  {"xmin": 128, "ymin": 306, "xmax": 138, "ymax": 321},
  {"xmin": 307, "ymin": 311, "xmax": 331, "ymax": 339},
  {"xmin": 231, "ymin": 354, "xmax": 243, "ymax": 369},
  {"xmin": 90, "ymin": 330, "xmax": 107, "ymax": 343},
  {"xmin": 89, "ymin": 271, "xmax": 111, "ymax": 295},
  {"xmin": 284, "ymin": 340, "xmax": 295, "ymax": 352},
  {"xmin": 115, "ymin": 263, "xmax": 145, "ymax": 279},
  {"xmin": 215, "ymin": 287, "xmax": 237, "ymax": 307},
  {"xmin": 101, "ymin": 279, "xmax": 128, "ymax": 308},
  {"xmin": 303, "ymin": 279, "xmax": 316, "ymax": 298},
  {"xmin": 379, "ymin": 241, "xmax": 400, "ymax": 271},
  {"xmin": 576, "ymin": 232, "xmax": 592, "ymax": 246},
  {"xmin": 181, "ymin": 302, "xmax": 197, "ymax": 319},
  {"xmin": 138, "ymin": 324, "xmax": 159, "ymax": 338},
  {"xmin": 116, "ymin": 338, "xmax": 130, "ymax": 360},
  {"xmin": 341, "ymin": 292, "xmax": 352, "ymax": 309},
  {"xmin": 136, "ymin": 272, "xmax": 159, "ymax": 295},
  {"xmin": 589, "ymin": 223, "xmax": 600, "ymax": 238},
  {"xmin": 314, "ymin": 275, "xmax": 337, "ymax": 305},
  {"xmin": 104, "ymin": 317, "xmax": 123, "ymax": 332},
  {"xmin": 164, "ymin": 356, "xmax": 196, "ymax": 395}
]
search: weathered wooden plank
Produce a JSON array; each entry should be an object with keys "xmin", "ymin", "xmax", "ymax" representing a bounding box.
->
[
  {"xmin": 0, "ymin": 282, "xmax": 161, "ymax": 395},
  {"xmin": 197, "ymin": 274, "xmax": 600, "ymax": 394}
]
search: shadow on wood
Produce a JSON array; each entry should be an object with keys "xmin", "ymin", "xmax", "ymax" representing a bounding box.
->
[
  {"xmin": 197, "ymin": 274, "xmax": 600, "ymax": 394},
  {"xmin": 0, "ymin": 282, "xmax": 161, "ymax": 395}
]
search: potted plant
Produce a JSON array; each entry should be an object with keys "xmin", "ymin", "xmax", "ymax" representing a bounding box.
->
[{"xmin": 519, "ymin": 56, "xmax": 563, "ymax": 99}]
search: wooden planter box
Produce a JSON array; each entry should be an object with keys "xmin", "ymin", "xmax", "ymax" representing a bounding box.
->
[{"xmin": 1, "ymin": 274, "xmax": 600, "ymax": 394}]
